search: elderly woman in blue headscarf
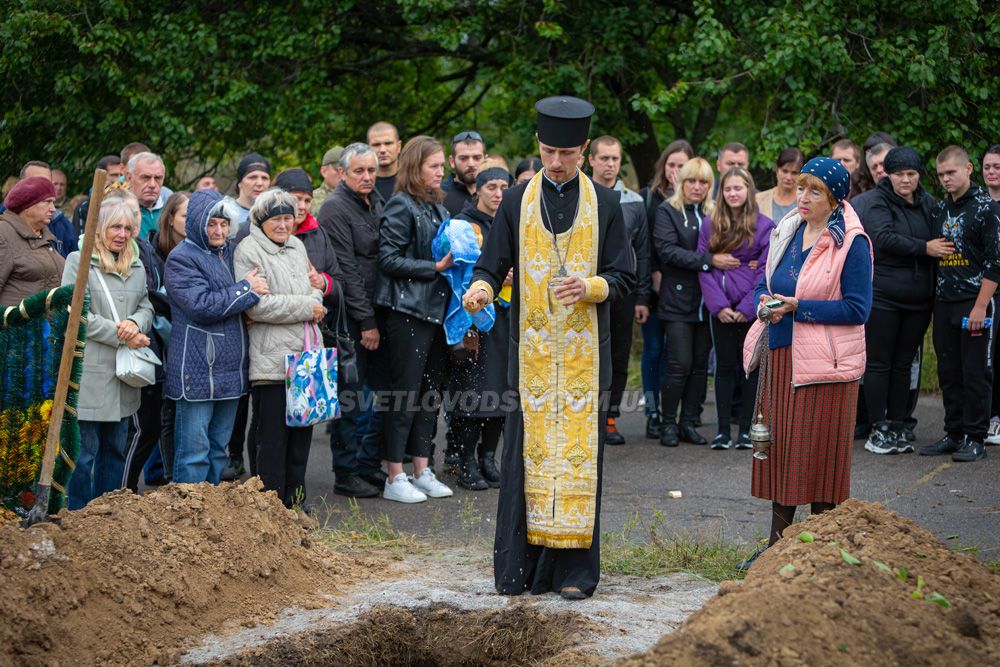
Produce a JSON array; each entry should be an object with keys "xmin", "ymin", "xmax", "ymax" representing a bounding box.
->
[{"xmin": 738, "ymin": 158, "xmax": 873, "ymax": 570}]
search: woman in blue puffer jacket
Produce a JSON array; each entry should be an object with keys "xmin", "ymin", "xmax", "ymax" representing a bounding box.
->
[{"xmin": 164, "ymin": 190, "xmax": 270, "ymax": 484}]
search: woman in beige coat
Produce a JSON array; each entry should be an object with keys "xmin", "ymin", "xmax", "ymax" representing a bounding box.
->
[
  {"xmin": 234, "ymin": 189, "xmax": 325, "ymax": 508},
  {"xmin": 62, "ymin": 190, "xmax": 154, "ymax": 509}
]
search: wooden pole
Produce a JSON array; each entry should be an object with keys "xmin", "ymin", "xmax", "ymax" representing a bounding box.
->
[{"xmin": 24, "ymin": 169, "xmax": 108, "ymax": 525}]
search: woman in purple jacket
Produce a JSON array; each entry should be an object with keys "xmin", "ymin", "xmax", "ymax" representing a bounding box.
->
[{"xmin": 698, "ymin": 168, "xmax": 773, "ymax": 449}]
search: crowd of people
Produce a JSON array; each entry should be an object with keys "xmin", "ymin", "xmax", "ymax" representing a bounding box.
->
[{"xmin": 1, "ymin": 120, "xmax": 997, "ymax": 523}]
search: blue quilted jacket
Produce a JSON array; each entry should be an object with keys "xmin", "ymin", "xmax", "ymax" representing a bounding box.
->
[{"xmin": 163, "ymin": 190, "xmax": 259, "ymax": 401}]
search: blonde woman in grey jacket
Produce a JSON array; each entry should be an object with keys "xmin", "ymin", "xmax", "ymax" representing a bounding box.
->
[
  {"xmin": 234, "ymin": 189, "xmax": 326, "ymax": 508},
  {"xmin": 62, "ymin": 190, "xmax": 154, "ymax": 510}
]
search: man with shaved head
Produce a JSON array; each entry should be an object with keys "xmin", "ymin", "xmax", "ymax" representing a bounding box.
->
[{"xmin": 367, "ymin": 121, "xmax": 402, "ymax": 202}]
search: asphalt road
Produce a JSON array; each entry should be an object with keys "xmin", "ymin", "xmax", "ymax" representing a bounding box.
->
[{"xmin": 292, "ymin": 392, "xmax": 999, "ymax": 558}]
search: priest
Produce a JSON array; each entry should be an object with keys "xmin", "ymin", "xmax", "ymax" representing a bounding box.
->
[{"xmin": 463, "ymin": 96, "xmax": 635, "ymax": 599}]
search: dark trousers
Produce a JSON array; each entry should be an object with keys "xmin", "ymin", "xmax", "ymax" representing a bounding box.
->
[
  {"xmin": 124, "ymin": 383, "xmax": 163, "ymax": 491},
  {"xmin": 661, "ymin": 319, "xmax": 711, "ymax": 426},
  {"xmin": 226, "ymin": 393, "xmax": 250, "ymax": 464},
  {"xmin": 863, "ymin": 307, "xmax": 932, "ymax": 427},
  {"xmin": 993, "ymin": 326, "xmax": 1000, "ymax": 418},
  {"xmin": 640, "ymin": 314, "xmax": 668, "ymax": 416},
  {"xmin": 330, "ymin": 315, "xmax": 384, "ymax": 477},
  {"xmin": 450, "ymin": 415, "xmax": 504, "ymax": 458},
  {"xmin": 933, "ymin": 298, "xmax": 995, "ymax": 441},
  {"xmin": 380, "ymin": 310, "xmax": 447, "ymax": 463},
  {"xmin": 709, "ymin": 319, "xmax": 757, "ymax": 434},
  {"xmin": 608, "ymin": 293, "xmax": 637, "ymax": 419},
  {"xmin": 251, "ymin": 384, "xmax": 313, "ymax": 507},
  {"xmin": 159, "ymin": 398, "xmax": 176, "ymax": 481}
]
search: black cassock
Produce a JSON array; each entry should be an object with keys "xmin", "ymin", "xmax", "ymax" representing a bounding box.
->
[{"xmin": 471, "ymin": 173, "xmax": 635, "ymax": 596}]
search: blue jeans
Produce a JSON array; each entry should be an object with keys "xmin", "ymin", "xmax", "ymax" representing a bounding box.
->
[
  {"xmin": 640, "ymin": 316, "xmax": 669, "ymax": 416},
  {"xmin": 173, "ymin": 398, "xmax": 240, "ymax": 484},
  {"xmin": 68, "ymin": 418, "xmax": 129, "ymax": 510}
]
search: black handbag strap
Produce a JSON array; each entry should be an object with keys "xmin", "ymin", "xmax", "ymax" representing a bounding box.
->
[{"xmin": 331, "ymin": 280, "xmax": 349, "ymax": 337}]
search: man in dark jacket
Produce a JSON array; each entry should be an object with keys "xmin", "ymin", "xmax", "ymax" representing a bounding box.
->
[
  {"xmin": 318, "ymin": 143, "xmax": 388, "ymax": 492},
  {"xmin": 441, "ymin": 131, "xmax": 488, "ymax": 216},
  {"xmin": 588, "ymin": 136, "xmax": 649, "ymax": 444},
  {"xmin": 919, "ymin": 146, "xmax": 1000, "ymax": 463}
]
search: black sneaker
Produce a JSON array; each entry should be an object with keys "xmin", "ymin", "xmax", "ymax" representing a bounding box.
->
[
  {"xmin": 606, "ymin": 418, "xmax": 626, "ymax": 446},
  {"xmin": 952, "ymin": 439, "xmax": 986, "ymax": 463},
  {"xmin": 895, "ymin": 430, "xmax": 914, "ymax": 454},
  {"xmin": 334, "ymin": 474, "xmax": 380, "ymax": 498},
  {"xmin": 458, "ymin": 456, "xmax": 489, "ymax": 490},
  {"xmin": 734, "ymin": 433, "xmax": 753, "ymax": 450},
  {"xmin": 710, "ymin": 433, "xmax": 732, "ymax": 450},
  {"xmin": 864, "ymin": 423, "xmax": 898, "ymax": 455},
  {"xmin": 659, "ymin": 423, "xmax": 679, "ymax": 447},
  {"xmin": 645, "ymin": 414, "xmax": 663, "ymax": 439},
  {"xmin": 479, "ymin": 453, "xmax": 501, "ymax": 488},
  {"xmin": 919, "ymin": 435, "xmax": 963, "ymax": 457}
]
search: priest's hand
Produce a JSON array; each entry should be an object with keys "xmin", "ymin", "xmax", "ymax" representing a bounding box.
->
[
  {"xmin": 463, "ymin": 286, "xmax": 490, "ymax": 313},
  {"xmin": 553, "ymin": 276, "xmax": 586, "ymax": 306}
]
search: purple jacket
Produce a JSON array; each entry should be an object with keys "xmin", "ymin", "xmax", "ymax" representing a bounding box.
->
[{"xmin": 697, "ymin": 213, "xmax": 774, "ymax": 320}]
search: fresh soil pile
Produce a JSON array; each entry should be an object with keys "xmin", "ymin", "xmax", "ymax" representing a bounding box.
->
[
  {"xmin": 206, "ymin": 603, "xmax": 602, "ymax": 667},
  {"xmin": 622, "ymin": 499, "xmax": 1000, "ymax": 666},
  {"xmin": 0, "ymin": 478, "xmax": 374, "ymax": 666}
]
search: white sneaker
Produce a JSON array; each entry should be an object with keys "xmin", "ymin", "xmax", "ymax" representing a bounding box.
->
[
  {"xmin": 986, "ymin": 417, "xmax": 1000, "ymax": 446},
  {"xmin": 383, "ymin": 473, "xmax": 427, "ymax": 504},
  {"xmin": 411, "ymin": 468, "xmax": 453, "ymax": 498}
]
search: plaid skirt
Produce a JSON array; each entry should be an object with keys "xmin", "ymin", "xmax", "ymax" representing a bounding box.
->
[{"xmin": 751, "ymin": 346, "xmax": 859, "ymax": 506}]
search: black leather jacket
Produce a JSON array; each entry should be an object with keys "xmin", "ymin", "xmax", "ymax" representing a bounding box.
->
[{"xmin": 375, "ymin": 191, "xmax": 450, "ymax": 324}]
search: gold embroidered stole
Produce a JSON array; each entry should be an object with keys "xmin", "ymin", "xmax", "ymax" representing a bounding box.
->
[{"xmin": 518, "ymin": 172, "xmax": 601, "ymax": 549}]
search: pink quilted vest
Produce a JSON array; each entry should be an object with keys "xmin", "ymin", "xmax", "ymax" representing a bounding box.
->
[{"xmin": 743, "ymin": 202, "xmax": 871, "ymax": 387}]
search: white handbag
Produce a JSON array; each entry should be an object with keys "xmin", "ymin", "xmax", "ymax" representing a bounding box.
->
[{"xmin": 93, "ymin": 269, "xmax": 161, "ymax": 388}]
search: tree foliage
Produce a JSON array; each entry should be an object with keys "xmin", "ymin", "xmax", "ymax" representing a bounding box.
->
[{"xmin": 2, "ymin": 0, "xmax": 997, "ymax": 191}]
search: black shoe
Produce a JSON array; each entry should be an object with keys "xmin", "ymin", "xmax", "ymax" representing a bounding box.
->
[
  {"xmin": 693, "ymin": 414, "xmax": 703, "ymax": 427},
  {"xmin": 736, "ymin": 545, "xmax": 767, "ymax": 572},
  {"xmin": 458, "ymin": 456, "xmax": 489, "ymax": 490},
  {"xmin": 334, "ymin": 474, "xmax": 380, "ymax": 498},
  {"xmin": 952, "ymin": 439, "xmax": 986, "ymax": 463},
  {"xmin": 220, "ymin": 457, "xmax": 245, "ymax": 481},
  {"xmin": 659, "ymin": 423, "xmax": 679, "ymax": 447},
  {"xmin": 645, "ymin": 414, "xmax": 663, "ymax": 439},
  {"xmin": 734, "ymin": 433, "xmax": 752, "ymax": 450},
  {"xmin": 902, "ymin": 426, "xmax": 916, "ymax": 442},
  {"xmin": 479, "ymin": 452, "xmax": 501, "ymax": 488},
  {"xmin": 710, "ymin": 433, "xmax": 732, "ymax": 450},
  {"xmin": 919, "ymin": 435, "xmax": 963, "ymax": 456},
  {"xmin": 559, "ymin": 586, "xmax": 587, "ymax": 600},
  {"xmin": 678, "ymin": 424, "xmax": 707, "ymax": 445},
  {"xmin": 444, "ymin": 449, "xmax": 461, "ymax": 470},
  {"xmin": 359, "ymin": 469, "xmax": 388, "ymax": 488},
  {"xmin": 606, "ymin": 418, "xmax": 625, "ymax": 446}
]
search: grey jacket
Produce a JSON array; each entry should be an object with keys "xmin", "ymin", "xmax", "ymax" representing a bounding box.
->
[
  {"xmin": 62, "ymin": 248, "xmax": 154, "ymax": 422},
  {"xmin": 234, "ymin": 225, "xmax": 323, "ymax": 382}
]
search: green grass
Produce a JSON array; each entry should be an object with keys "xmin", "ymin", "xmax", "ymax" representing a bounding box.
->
[
  {"xmin": 600, "ymin": 510, "xmax": 759, "ymax": 582},
  {"xmin": 316, "ymin": 497, "xmax": 420, "ymax": 554}
]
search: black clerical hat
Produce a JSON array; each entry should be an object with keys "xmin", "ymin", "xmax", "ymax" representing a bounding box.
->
[{"xmin": 535, "ymin": 96, "xmax": 595, "ymax": 148}]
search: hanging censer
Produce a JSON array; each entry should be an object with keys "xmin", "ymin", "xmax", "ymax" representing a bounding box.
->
[{"xmin": 749, "ymin": 307, "xmax": 774, "ymax": 461}]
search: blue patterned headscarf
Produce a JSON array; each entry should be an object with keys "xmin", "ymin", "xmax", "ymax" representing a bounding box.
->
[{"xmin": 800, "ymin": 157, "xmax": 851, "ymax": 247}]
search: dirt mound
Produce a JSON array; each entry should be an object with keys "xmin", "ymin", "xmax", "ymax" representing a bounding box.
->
[
  {"xmin": 623, "ymin": 499, "xmax": 1000, "ymax": 666},
  {"xmin": 205, "ymin": 603, "xmax": 602, "ymax": 667},
  {"xmin": 0, "ymin": 478, "xmax": 374, "ymax": 666}
]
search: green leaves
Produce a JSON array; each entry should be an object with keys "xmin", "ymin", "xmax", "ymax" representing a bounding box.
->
[{"xmin": 839, "ymin": 549, "xmax": 862, "ymax": 566}]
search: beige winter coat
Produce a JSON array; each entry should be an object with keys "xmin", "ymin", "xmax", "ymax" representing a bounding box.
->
[
  {"xmin": 62, "ymin": 248, "xmax": 154, "ymax": 422},
  {"xmin": 234, "ymin": 225, "xmax": 323, "ymax": 382}
]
